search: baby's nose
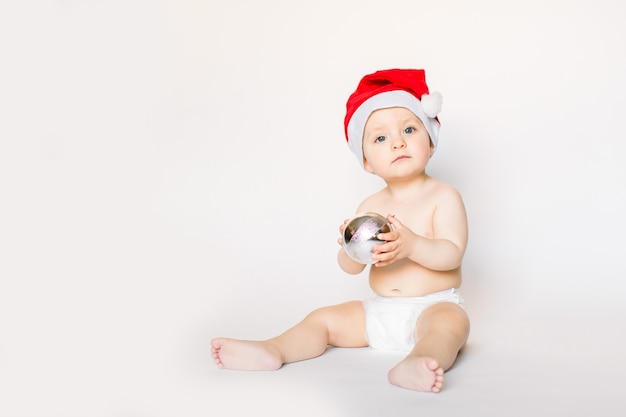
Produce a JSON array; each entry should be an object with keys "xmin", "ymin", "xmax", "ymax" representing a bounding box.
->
[{"xmin": 391, "ymin": 135, "xmax": 406, "ymax": 148}]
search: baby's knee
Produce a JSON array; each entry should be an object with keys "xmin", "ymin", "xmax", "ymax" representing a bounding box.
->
[
  {"xmin": 306, "ymin": 305, "xmax": 334, "ymax": 322},
  {"xmin": 419, "ymin": 303, "xmax": 469, "ymax": 335}
]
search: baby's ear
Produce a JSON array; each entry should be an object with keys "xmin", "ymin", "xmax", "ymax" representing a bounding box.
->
[
  {"xmin": 429, "ymin": 141, "xmax": 436, "ymax": 157},
  {"xmin": 363, "ymin": 158, "xmax": 375, "ymax": 174}
]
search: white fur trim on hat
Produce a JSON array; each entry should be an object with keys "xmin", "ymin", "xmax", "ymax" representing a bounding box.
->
[
  {"xmin": 346, "ymin": 90, "xmax": 441, "ymax": 168},
  {"xmin": 420, "ymin": 91, "xmax": 443, "ymax": 118}
]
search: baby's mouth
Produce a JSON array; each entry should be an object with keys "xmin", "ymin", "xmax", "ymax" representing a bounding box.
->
[{"xmin": 392, "ymin": 155, "xmax": 410, "ymax": 163}]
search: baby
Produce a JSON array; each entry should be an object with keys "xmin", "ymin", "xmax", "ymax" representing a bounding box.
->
[{"xmin": 211, "ymin": 69, "xmax": 470, "ymax": 393}]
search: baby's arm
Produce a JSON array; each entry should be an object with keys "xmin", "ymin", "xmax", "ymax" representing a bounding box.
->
[
  {"xmin": 374, "ymin": 187, "xmax": 468, "ymax": 271},
  {"xmin": 337, "ymin": 218, "xmax": 367, "ymax": 275}
]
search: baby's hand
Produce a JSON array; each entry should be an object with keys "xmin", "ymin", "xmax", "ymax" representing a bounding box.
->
[
  {"xmin": 337, "ymin": 218, "xmax": 351, "ymax": 246},
  {"xmin": 371, "ymin": 214, "xmax": 416, "ymax": 267}
]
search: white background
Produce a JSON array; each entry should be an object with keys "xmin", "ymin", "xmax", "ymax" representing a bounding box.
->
[{"xmin": 1, "ymin": 1, "xmax": 625, "ymax": 416}]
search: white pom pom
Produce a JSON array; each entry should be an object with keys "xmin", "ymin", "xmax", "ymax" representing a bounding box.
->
[{"xmin": 420, "ymin": 91, "xmax": 442, "ymax": 118}]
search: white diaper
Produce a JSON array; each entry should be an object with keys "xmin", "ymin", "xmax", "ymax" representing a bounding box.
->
[{"xmin": 363, "ymin": 288, "xmax": 463, "ymax": 352}]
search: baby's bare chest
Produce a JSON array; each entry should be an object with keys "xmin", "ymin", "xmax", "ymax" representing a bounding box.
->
[{"xmin": 370, "ymin": 203, "xmax": 435, "ymax": 238}]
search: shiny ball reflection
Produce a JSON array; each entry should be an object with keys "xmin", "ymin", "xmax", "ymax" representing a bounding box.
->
[{"xmin": 342, "ymin": 212, "xmax": 391, "ymax": 264}]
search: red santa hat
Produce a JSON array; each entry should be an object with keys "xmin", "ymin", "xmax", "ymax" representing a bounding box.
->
[{"xmin": 343, "ymin": 68, "xmax": 442, "ymax": 168}]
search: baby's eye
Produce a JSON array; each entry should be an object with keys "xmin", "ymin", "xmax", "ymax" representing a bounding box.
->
[
  {"xmin": 375, "ymin": 136, "xmax": 387, "ymax": 143},
  {"xmin": 404, "ymin": 127, "xmax": 415, "ymax": 134}
]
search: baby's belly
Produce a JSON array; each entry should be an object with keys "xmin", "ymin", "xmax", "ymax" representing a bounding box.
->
[{"xmin": 368, "ymin": 261, "xmax": 461, "ymax": 297}]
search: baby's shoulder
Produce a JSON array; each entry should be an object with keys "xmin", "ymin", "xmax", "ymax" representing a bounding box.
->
[
  {"xmin": 356, "ymin": 191, "xmax": 378, "ymax": 207},
  {"xmin": 425, "ymin": 178, "xmax": 463, "ymax": 202},
  {"xmin": 428, "ymin": 177, "xmax": 459, "ymax": 193},
  {"xmin": 356, "ymin": 188, "xmax": 388, "ymax": 212}
]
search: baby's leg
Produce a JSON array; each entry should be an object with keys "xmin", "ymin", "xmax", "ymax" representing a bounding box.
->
[
  {"xmin": 211, "ymin": 300, "xmax": 367, "ymax": 371},
  {"xmin": 388, "ymin": 302, "xmax": 469, "ymax": 392}
]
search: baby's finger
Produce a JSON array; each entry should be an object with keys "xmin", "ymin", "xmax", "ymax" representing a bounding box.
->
[
  {"xmin": 372, "ymin": 248, "xmax": 396, "ymax": 266},
  {"xmin": 376, "ymin": 230, "xmax": 396, "ymax": 242},
  {"xmin": 372, "ymin": 240, "xmax": 393, "ymax": 254},
  {"xmin": 386, "ymin": 214, "xmax": 403, "ymax": 229}
]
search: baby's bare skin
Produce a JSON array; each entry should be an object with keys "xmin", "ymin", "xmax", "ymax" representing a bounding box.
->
[
  {"xmin": 211, "ymin": 107, "xmax": 470, "ymax": 393},
  {"xmin": 211, "ymin": 338, "xmax": 282, "ymax": 371},
  {"xmin": 388, "ymin": 356, "xmax": 444, "ymax": 392}
]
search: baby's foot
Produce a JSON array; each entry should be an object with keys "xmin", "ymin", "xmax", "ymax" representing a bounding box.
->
[
  {"xmin": 387, "ymin": 356, "xmax": 444, "ymax": 393},
  {"xmin": 210, "ymin": 338, "xmax": 283, "ymax": 371}
]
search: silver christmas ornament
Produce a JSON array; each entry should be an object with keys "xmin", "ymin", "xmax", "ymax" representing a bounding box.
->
[{"xmin": 342, "ymin": 212, "xmax": 391, "ymax": 264}]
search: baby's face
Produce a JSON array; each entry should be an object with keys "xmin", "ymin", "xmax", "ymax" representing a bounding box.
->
[{"xmin": 361, "ymin": 107, "xmax": 432, "ymax": 177}]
